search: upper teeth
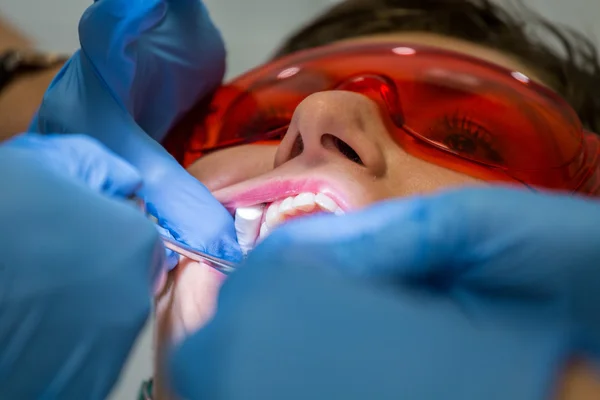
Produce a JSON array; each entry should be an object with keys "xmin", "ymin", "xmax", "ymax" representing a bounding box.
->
[
  {"xmin": 234, "ymin": 205, "xmax": 264, "ymax": 255},
  {"xmin": 234, "ymin": 192, "xmax": 343, "ymax": 255}
]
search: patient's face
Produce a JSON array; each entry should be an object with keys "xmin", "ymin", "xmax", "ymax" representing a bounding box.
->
[
  {"xmin": 191, "ymin": 34, "xmax": 539, "ymax": 204},
  {"xmin": 154, "ymin": 32, "xmax": 545, "ymax": 399}
]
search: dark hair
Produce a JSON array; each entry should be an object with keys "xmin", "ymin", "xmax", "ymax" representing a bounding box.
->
[{"xmin": 274, "ymin": 0, "xmax": 600, "ymax": 133}]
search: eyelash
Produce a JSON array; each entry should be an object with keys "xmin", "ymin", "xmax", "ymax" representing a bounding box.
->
[
  {"xmin": 443, "ymin": 113, "xmax": 491, "ymax": 141},
  {"xmin": 441, "ymin": 113, "xmax": 504, "ymax": 164}
]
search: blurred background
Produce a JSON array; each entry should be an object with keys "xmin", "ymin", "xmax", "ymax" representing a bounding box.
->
[
  {"xmin": 0, "ymin": 0, "xmax": 598, "ymax": 398},
  {"xmin": 4, "ymin": 0, "xmax": 599, "ymax": 79}
]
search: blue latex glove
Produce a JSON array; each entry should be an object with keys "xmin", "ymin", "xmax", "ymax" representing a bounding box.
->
[
  {"xmin": 30, "ymin": 0, "xmax": 241, "ymax": 266},
  {"xmin": 0, "ymin": 134, "xmax": 164, "ymax": 399},
  {"xmin": 170, "ymin": 188, "xmax": 600, "ymax": 400}
]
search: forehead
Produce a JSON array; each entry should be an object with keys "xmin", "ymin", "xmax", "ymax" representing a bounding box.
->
[{"xmin": 332, "ymin": 32, "xmax": 549, "ymax": 87}]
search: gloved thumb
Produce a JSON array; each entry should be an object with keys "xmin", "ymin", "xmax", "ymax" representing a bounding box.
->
[{"xmin": 140, "ymin": 166, "xmax": 243, "ymax": 264}]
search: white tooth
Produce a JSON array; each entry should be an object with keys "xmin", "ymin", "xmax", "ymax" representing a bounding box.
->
[
  {"xmin": 280, "ymin": 197, "xmax": 294, "ymax": 214},
  {"xmin": 292, "ymin": 192, "xmax": 316, "ymax": 212},
  {"xmin": 259, "ymin": 222, "xmax": 269, "ymax": 240},
  {"xmin": 315, "ymin": 193, "xmax": 338, "ymax": 213},
  {"xmin": 265, "ymin": 202, "xmax": 283, "ymax": 227},
  {"xmin": 235, "ymin": 205, "xmax": 264, "ymax": 255},
  {"xmin": 334, "ymin": 207, "xmax": 345, "ymax": 216}
]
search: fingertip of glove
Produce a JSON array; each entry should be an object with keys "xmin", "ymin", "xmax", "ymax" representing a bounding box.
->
[
  {"xmin": 153, "ymin": 226, "xmax": 179, "ymax": 271},
  {"xmin": 165, "ymin": 250, "xmax": 179, "ymax": 271},
  {"xmin": 220, "ymin": 238, "xmax": 244, "ymax": 264}
]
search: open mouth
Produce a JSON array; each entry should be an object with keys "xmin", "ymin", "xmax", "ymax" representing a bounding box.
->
[{"xmin": 233, "ymin": 191, "xmax": 345, "ymax": 254}]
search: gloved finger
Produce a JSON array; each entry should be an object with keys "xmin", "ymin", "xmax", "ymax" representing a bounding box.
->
[
  {"xmin": 79, "ymin": 0, "xmax": 225, "ymax": 141},
  {"xmin": 154, "ymin": 224, "xmax": 183, "ymax": 271},
  {"xmin": 3, "ymin": 133, "xmax": 142, "ymax": 198},
  {"xmin": 251, "ymin": 187, "xmax": 600, "ymax": 289},
  {"xmin": 130, "ymin": 195, "xmax": 179, "ymax": 272},
  {"xmin": 141, "ymin": 167, "xmax": 243, "ymax": 264},
  {"xmin": 32, "ymin": 62, "xmax": 243, "ymax": 264}
]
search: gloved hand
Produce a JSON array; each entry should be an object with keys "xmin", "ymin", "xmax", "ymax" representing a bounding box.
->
[
  {"xmin": 30, "ymin": 0, "xmax": 241, "ymax": 266},
  {"xmin": 0, "ymin": 134, "xmax": 164, "ymax": 399},
  {"xmin": 169, "ymin": 187, "xmax": 600, "ymax": 400}
]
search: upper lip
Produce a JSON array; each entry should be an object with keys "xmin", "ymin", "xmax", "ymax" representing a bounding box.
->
[{"xmin": 213, "ymin": 175, "xmax": 352, "ymax": 213}]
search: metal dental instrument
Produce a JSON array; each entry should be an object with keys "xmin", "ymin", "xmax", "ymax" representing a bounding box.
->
[
  {"xmin": 130, "ymin": 196, "xmax": 237, "ymax": 275},
  {"xmin": 160, "ymin": 234, "xmax": 236, "ymax": 275}
]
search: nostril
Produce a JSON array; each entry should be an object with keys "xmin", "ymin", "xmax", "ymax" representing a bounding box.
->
[{"xmin": 321, "ymin": 134, "xmax": 364, "ymax": 165}]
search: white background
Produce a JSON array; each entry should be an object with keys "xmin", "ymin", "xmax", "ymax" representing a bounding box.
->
[{"xmin": 1, "ymin": 0, "xmax": 598, "ymax": 399}]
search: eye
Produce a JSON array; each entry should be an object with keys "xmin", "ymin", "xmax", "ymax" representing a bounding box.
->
[{"xmin": 438, "ymin": 113, "xmax": 504, "ymax": 164}]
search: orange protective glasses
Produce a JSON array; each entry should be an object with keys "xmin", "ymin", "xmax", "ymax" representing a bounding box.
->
[{"xmin": 164, "ymin": 42, "xmax": 600, "ymax": 195}]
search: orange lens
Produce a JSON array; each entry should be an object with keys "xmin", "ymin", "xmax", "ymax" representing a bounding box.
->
[{"xmin": 164, "ymin": 42, "xmax": 600, "ymax": 194}]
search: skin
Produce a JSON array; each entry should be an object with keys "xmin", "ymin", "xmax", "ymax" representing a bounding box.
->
[
  {"xmin": 154, "ymin": 32, "xmax": 600, "ymax": 399},
  {"xmin": 0, "ymin": 16, "xmax": 62, "ymax": 141}
]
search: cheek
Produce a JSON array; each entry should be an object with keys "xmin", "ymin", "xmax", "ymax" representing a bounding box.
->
[
  {"xmin": 385, "ymin": 151, "xmax": 485, "ymax": 196},
  {"xmin": 187, "ymin": 145, "xmax": 278, "ymax": 192}
]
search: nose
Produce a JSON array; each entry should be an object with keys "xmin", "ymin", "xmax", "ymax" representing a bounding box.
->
[{"xmin": 273, "ymin": 91, "xmax": 389, "ymax": 176}]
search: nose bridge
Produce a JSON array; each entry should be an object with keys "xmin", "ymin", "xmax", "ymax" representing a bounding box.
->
[
  {"xmin": 335, "ymin": 74, "xmax": 404, "ymax": 127},
  {"xmin": 295, "ymin": 92, "xmax": 362, "ymax": 151}
]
